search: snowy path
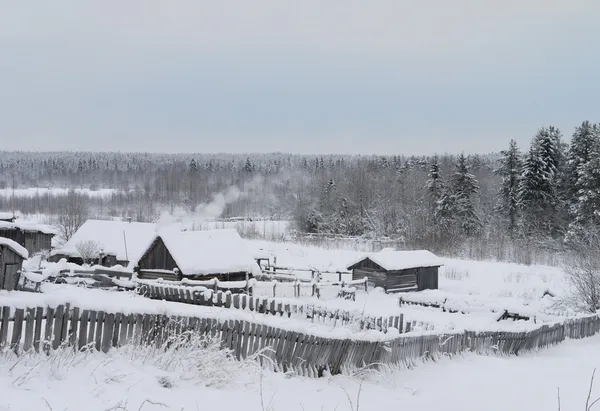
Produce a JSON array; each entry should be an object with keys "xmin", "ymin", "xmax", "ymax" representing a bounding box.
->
[{"xmin": 2, "ymin": 335, "xmax": 600, "ymax": 411}]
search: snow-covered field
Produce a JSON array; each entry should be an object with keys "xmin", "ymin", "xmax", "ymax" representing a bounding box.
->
[
  {"xmin": 245, "ymin": 239, "xmax": 572, "ymax": 332},
  {"xmin": 2, "ymin": 334, "xmax": 600, "ymax": 411},
  {"xmin": 0, "ymin": 187, "xmax": 119, "ymax": 198}
]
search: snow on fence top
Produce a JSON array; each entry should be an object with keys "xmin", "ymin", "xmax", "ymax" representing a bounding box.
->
[
  {"xmin": 155, "ymin": 229, "xmax": 262, "ymax": 277},
  {"xmin": 50, "ymin": 219, "xmax": 157, "ymax": 265},
  {"xmin": 0, "ymin": 220, "xmax": 57, "ymax": 235},
  {"xmin": 0, "ymin": 237, "xmax": 29, "ymax": 259},
  {"xmin": 346, "ymin": 249, "xmax": 443, "ymax": 271}
]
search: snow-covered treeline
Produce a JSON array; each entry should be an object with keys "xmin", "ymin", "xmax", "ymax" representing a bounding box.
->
[{"xmin": 0, "ymin": 121, "xmax": 599, "ymax": 264}]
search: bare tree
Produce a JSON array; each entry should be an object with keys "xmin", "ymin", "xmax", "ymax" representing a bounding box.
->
[
  {"xmin": 563, "ymin": 230, "xmax": 600, "ymax": 313},
  {"xmin": 75, "ymin": 240, "xmax": 101, "ymax": 265},
  {"xmin": 53, "ymin": 189, "xmax": 89, "ymax": 243}
]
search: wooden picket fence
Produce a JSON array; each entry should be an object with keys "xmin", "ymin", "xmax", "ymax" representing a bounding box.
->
[
  {"xmin": 136, "ymin": 281, "xmax": 405, "ymax": 333},
  {"xmin": 1, "ymin": 303, "xmax": 599, "ymax": 377}
]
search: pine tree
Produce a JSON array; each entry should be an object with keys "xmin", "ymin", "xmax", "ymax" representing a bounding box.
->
[
  {"xmin": 450, "ymin": 153, "xmax": 481, "ymax": 236},
  {"xmin": 495, "ymin": 139, "xmax": 522, "ymax": 236}
]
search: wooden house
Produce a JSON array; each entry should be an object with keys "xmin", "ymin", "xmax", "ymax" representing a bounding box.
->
[
  {"xmin": 49, "ymin": 219, "xmax": 156, "ymax": 268},
  {"xmin": 0, "ymin": 238, "xmax": 28, "ymax": 291},
  {"xmin": 347, "ymin": 250, "xmax": 442, "ymax": 293},
  {"xmin": 0, "ymin": 221, "xmax": 55, "ymax": 255},
  {"xmin": 136, "ymin": 229, "xmax": 261, "ymax": 281}
]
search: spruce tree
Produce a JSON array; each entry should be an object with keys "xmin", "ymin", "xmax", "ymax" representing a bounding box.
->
[
  {"xmin": 518, "ymin": 127, "xmax": 563, "ymax": 236},
  {"xmin": 568, "ymin": 128, "xmax": 600, "ymax": 238},
  {"xmin": 425, "ymin": 155, "xmax": 444, "ymax": 223},
  {"xmin": 450, "ymin": 153, "xmax": 481, "ymax": 236},
  {"xmin": 494, "ymin": 139, "xmax": 522, "ymax": 236},
  {"xmin": 567, "ymin": 121, "xmax": 599, "ymax": 203}
]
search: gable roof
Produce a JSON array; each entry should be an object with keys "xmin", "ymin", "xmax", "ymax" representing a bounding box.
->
[
  {"xmin": 346, "ymin": 250, "xmax": 442, "ymax": 271},
  {"xmin": 50, "ymin": 220, "xmax": 156, "ymax": 266},
  {"xmin": 146, "ymin": 229, "xmax": 261, "ymax": 277},
  {"xmin": 0, "ymin": 237, "xmax": 29, "ymax": 259}
]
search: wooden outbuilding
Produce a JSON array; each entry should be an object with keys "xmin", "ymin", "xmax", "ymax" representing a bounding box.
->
[
  {"xmin": 136, "ymin": 229, "xmax": 261, "ymax": 281},
  {"xmin": 0, "ymin": 238, "xmax": 28, "ymax": 291},
  {"xmin": 0, "ymin": 221, "xmax": 55, "ymax": 255},
  {"xmin": 347, "ymin": 250, "xmax": 442, "ymax": 293}
]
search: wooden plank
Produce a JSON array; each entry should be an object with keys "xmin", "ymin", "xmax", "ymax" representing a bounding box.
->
[
  {"xmin": 33, "ymin": 307, "xmax": 43, "ymax": 352},
  {"xmin": 101, "ymin": 313, "xmax": 115, "ymax": 353},
  {"xmin": 134, "ymin": 314, "xmax": 144, "ymax": 345},
  {"xmin": 23, "ymin": 307, "xmax": 35, "ymax": 352},
  {"xmin": 87, "ymin": 311, "xmax": 97, "ymax": 349},
  {"xmin": 52, "ymin": 304, "xmax": 65, "ymax": 350},
  {"xmin": 11, "ymin": 308, "xmax": 25, "ymax": 352},
  {"xmin": 69, "ymin": 307, "xmax": 80, "ymax": 349},
  {"xmin": 43, "ymin": 307, "xmax": 55, "ymax": 353},
  {"xmin": 126, "ymin": 314, "xmax": 136, "ymax": 344},
  {"xmin": 233, "ymin": 320, "xmax": 243, "ymax": 360},
  {"xmin": 113, "ymin": 313, "xmax": 122, "ymax": 347},
  {"xmin": 119, "ymin": 313, "xmax": 129, "ymax": 346},
  {"xmin": 0, "ymin": 306, "xmax": 10, "ymax": 348},
  {"xmin": 60, "ymin": 303, "xmax": 71, "ymax": 343},
  {"xmin": 242, "ymin": 322, "xmax": 253, "ymax": 359},
  {"xmin": 79, "ymin": 310, "xmax": 89, "ymax": 350},
  {"xmin": 95, "ymin": 311, "xmax": 105, "ymax": 351}
]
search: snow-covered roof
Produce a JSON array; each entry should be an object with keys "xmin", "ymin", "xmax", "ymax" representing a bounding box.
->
[
  {"xmin": 149, "ymin": 229, "xmax": 261, "ymax": 277},
  {"xmin": 0, "ymin": 237, "xmax": 29, "ymax": 259},
  {"xmin": 346, "ymin": 250, "xmax": 443, "ymax": 271},
  {"xmin": 50, "ymin": 220, "xmax": 157, "ymax": 266},
  {"xmin": 0, "ymin": 212, "xmax": 15, "ymax": 220},
  {"xmin": 0, "ymin": 221, "xmax": 57, "ymax": 235}
]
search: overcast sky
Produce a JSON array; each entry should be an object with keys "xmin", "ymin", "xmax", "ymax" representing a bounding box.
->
[{"xmin": 1, "ymin": 1, "xmax": 599, "ymax": 155}]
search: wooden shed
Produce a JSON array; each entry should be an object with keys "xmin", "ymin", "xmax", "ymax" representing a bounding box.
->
[
  {"xmin": 0, "ymin": 238, "xmax": 28, "ymax": 291},
  {"xmin": 0, "ymin": 221, "xmax": 55, "ymax": 255},
  {"xmin": 347, "ymin": 250, "xmax": 442, "ymax": 293},
  {"xmin": 136, "ymin": 229, "xmax": 261, "ymax": 281}
]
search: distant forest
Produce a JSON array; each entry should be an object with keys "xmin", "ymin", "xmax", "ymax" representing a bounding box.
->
[{"xmin": 1, "ymin": 120, "xmax": 600, "ymax": 264}]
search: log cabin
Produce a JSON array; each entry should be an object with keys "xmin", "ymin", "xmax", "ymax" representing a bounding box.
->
[
  {"xmin": 135, "ymin": 228, "xmax": 261, "ymax": 281},
  {"xmin": 347, "ymin": 250, "xmax": 442, "ymax": 293}
]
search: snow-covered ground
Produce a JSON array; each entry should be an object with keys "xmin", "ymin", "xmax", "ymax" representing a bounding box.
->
[{"xmin": 2, "ymin": 333, "xmax": 599, "ymax": 411}]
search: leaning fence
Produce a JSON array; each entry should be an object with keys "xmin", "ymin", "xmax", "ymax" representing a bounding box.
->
[
  {"xmin": 1, "ymin": 302, "xmax": 599, "ymax": 377},
  {"xmin": 136, "ymin": 281, "xmax": 404, "ymax": 333}
]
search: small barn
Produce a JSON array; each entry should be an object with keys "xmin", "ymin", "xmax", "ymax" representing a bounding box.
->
[
  {"xmin": 0, "ymin": 237, "xmax": 28, "ymax": 291},
  {"xmin": 0, "ymin": 221, "xmax": 55, "ymax": 255},
  {"xmin": 49, "ymin": 219, "xmax": 157, "ymax": 268},
  {"xmin": 346, "ymin": 250, "xmax": 442, "ymax": 293},
  {"xmin": 136, "ymin": 229, "xmax": 261, "ymax": 281}
]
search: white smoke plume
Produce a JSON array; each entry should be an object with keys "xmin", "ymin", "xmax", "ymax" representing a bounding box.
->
[{"xmin": 157, "ymin": 174, "xmax": 263, "ymax": 229}]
